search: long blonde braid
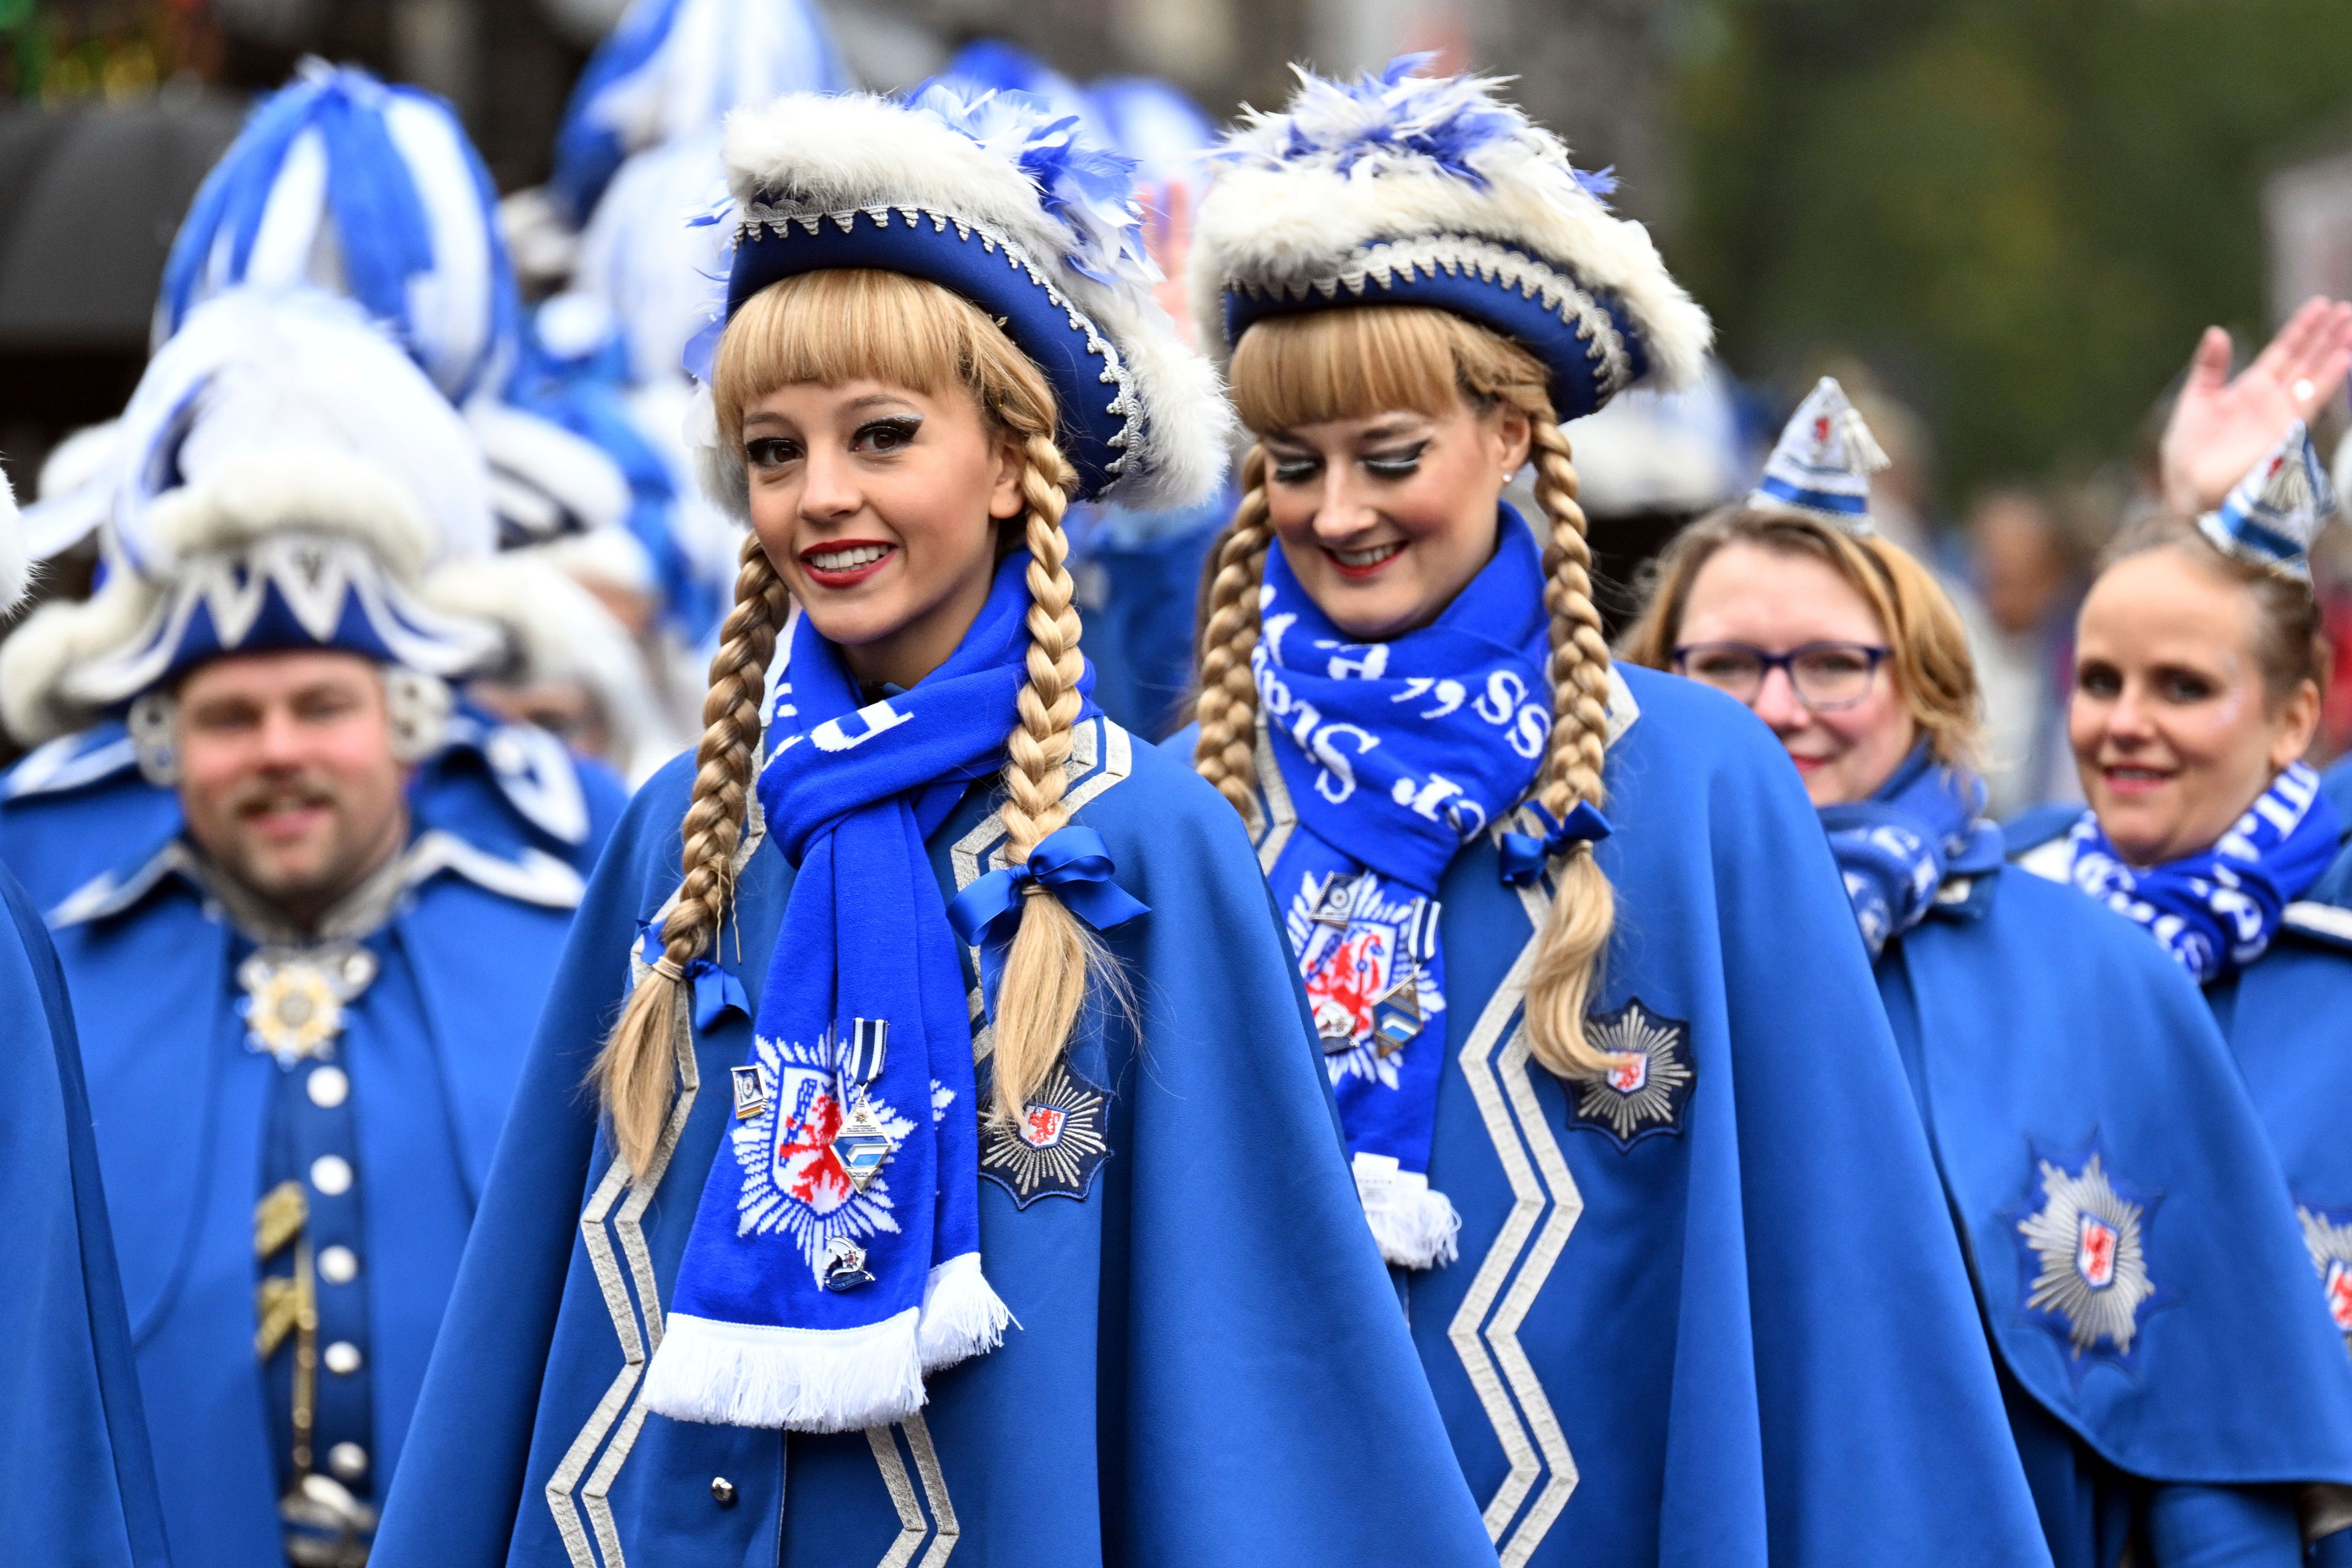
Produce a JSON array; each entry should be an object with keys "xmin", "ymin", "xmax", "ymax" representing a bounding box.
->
[
  {"xmin": 987, "ymin": 430, "xmax": 1103, "ymax": 1121},
  {"xmin": 1517, "ymin": 404, "xmax": 1618, "ymax": 1077},
  {"xmin": 593, "ymin": 531, "xmax": 792, "ymax": 1175},
  {"xmin": 1189, "ymin": 443, "xmax": 1272, "ymax": 827}
]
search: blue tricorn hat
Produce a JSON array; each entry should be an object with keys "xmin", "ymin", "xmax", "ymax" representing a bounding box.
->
[
  {"xmin": 2198, "ymin": 423, "xmax": 2336, "ymax": 582},
  {"xmin": 693, "ymin": 86, "xmax": 1232, "ymax": 516},
  {"xmin": 1188, "ymin": 59, "xmax": 1712, "ymax": 421},
  {"xmin": 1749, "ymin": 376, "xmax": 1890, "ymax": 535}
]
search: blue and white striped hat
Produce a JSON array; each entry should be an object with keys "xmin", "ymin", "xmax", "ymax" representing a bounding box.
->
[
  {"xmin": 158, "ymin": 61, "xmax": 518, "ymax": 403},
  {"xmin": 2198, "ymin": 422, "xmax": 2335, "ymax": 582},
  {"xmin": 1189, "ymin": 60, "xmax": 1711, "ymax": 420},
  {"xmin": 552, "ymin": 0, "xmax": 850, "ymax": 224},
  {"xmin": 1749, "ymin": 376, "xmax": 1889, "ymax": 535}
]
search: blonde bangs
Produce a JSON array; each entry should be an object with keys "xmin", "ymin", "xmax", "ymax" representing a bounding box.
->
[
  {"xmin": 1228, "ymin": 305, "xmax": 1529, "ymax": 432},
  {"xmin": 712, "ymin": 269, "xmax": 1054, "ymax": 443}
]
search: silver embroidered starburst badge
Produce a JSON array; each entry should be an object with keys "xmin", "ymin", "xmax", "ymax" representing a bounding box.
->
[
  {"xmin": 1566, "ymin": 999, "xmax": 1695, "ymax": 1150},
  {"xmin": 2299, "ymin": 1204, "xmax": 2352, "ymax": 1347},
  {"xmin": 2017, "ymin": 1151, "xmax": 2157, "ymax": 1359},
  {"xmin": 979, "ymin": 1063, "xmax": 1111, "ymax": 1208}
]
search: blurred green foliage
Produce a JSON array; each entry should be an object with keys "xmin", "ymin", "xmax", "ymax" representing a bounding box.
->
[{"xmin": 1670, "ymin": 0, "xmax": 2352, "ymax": 509}]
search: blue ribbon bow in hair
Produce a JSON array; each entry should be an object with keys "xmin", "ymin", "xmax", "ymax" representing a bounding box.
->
[
  {"xmin": 635, "ymin": 919, "xmax": 751, "ymax": 1030},
  {"xmin": 1498, "ymin": 801, "xmax": 1615, "ymax": 887},
  {"xmin": 947, "ymin": 825, "xmax": 1151, "ymax": 1022}
]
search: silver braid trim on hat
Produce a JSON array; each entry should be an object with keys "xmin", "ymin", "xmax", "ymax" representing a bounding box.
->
[
  {"xmin": 731, "ymin": 203, "xmax": 1142, "ymax": 483},
  {"xmin": 1228, "ymin": 233, "xmax": 1634, "ymax": 401}
]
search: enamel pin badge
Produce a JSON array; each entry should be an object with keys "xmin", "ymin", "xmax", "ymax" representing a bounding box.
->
[
  {"xmin": 832, "ymin": 1017, "xmax": 897, "ymax": 1193},
  {"xmin": 731, "ymin": 1065, "xmax": 769, "ymax": 1121}
]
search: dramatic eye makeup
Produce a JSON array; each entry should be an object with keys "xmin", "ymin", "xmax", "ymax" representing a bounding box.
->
[
  {"xmin": 745, "ymin": 435, "xmax": 801, "ymax": 468},
  {"xmin": 854, "ymin": 414, "xmax": 924, "ymax": 453},
  {"xmin": 1362, "ymin": 440, "xmax": 1428, "ymax": 479}
]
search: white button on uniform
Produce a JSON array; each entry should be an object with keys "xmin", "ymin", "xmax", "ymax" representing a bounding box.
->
[
  {"xmin": 307, "ymin": 1066, "xmax": 349, "ymax": 1108},
  {"xmin": 327, "ymin": 1442, "xmax": 368, "ymax": 1481},
  {"xmin": 323, "ymin": 1341, "xmax": 363, "ymax": 1376},
  {"xmin": 310, "ymin": 1155, "xmax": 353, "ymax": 1196},
  {"xmin": 318, "ymin": 1246, "xmax": 359, "ymax": 1284}
]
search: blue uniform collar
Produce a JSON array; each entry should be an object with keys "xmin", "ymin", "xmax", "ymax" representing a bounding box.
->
[{"xmin": 50, "ymin": 824, "xmax": 584, "ymax": 937}]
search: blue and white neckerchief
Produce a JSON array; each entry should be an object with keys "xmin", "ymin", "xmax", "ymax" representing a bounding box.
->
[
  {"xmin": 1817, "ymin": 744, "xmax": 2005, "ymax": 959},
  {"xmin": 2064, "ymin": 761, "xmax": 2342, "ymax": 984},
  {"xmin": 643, "ymin": 551, "xmax": 1139, "ymax": 1433},
  {"xmin": 1257, "ymin": 509, "xmax": 1556, "ymax": 1269}
]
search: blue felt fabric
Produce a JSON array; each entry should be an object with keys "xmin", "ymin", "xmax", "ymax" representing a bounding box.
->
[
  {"xmin": 1875, "ymin": 858, "xmax": 2352, "ymax": 1567},
  {"xmin": 1178, "ymin": 663, "xmax": 2054, "ymax": 1567},
  {"xmin": 0, "ymin": 863, "xmax": 173, "ymax": 1568},
  {"xmin": 370, "ymin": 725, "xmax": 1498, "ymax": 1567}
]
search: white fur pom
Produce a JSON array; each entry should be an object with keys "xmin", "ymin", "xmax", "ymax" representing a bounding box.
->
[
  {"xmin": 0, "ymin": 467, "xmax": 29, "ymax": 617},
  {"xmin": 1352, "ymin": 1152, "xmax": 1463, "ymax": 1271},
  {"xmin": 641, "ymin": 1309, "xmax": 926, "ymax": 1433},
  {"xmin": 916, "ymin": 1252, "xmax": 1013, "ymax": 1373}
]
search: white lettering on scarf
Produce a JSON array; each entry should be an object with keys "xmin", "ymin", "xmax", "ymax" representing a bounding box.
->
[{"xmin": 810, "ymin": 698, "xmax": 914, "ymax": 752}]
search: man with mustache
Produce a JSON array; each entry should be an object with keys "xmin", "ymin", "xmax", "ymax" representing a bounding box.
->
[{"xmin": 0, "ymin": 291, "xmax": 623, "ymax": 1568}]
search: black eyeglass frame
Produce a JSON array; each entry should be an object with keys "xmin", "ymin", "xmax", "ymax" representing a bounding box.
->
[{"xmin": 1668, "ymin": 640, "xmax": 1893, "ymax": 712}]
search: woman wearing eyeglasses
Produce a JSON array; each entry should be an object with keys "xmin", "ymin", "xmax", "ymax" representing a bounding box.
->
[{"xmin": 1624, "ymin": 380, "xmax": 2352, "ymax": 1568}]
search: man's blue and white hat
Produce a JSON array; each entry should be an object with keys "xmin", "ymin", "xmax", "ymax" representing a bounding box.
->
[
  {"xmin": 1749, "ymin": 375, "xmax": 1889, "ymax": 535},
  {"xmin": 693, "ymin": 86, "xmax": 1232, "ymax": 514},
  {"xmin": 2198, "ymin": 422, "xmax": 2335, "ymax": 582},
  {"xmin": 552, "ymin": 0, "xmax": 851, "ymax": 225},
  {"xmin": 158, "ymin": 61, "xmax": 518, "ymax": 402},
  {"xmin": 1189, "ymin": 60, "xmax": 1712, "ymax": 420},
  {"xmin": 0, "ymin": 290, "xmax": 500, "ymax": 746}
]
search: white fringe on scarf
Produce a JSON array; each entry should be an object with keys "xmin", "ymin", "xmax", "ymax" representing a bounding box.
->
[
  {"xmin": 917, "ymin": 1252, "xmax": 1013, "ymax": 1371},
  {"xmin": 1352, "ymin": 1152, "xmax": 1463, "ymax": 1271},
  {"xmin": 642, "ymin": 1308, "xmax": 925, "ymax": 1433}
]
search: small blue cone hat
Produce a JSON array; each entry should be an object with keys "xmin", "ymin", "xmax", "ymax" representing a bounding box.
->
[
  {"xmin": 1750, "ymin": 375, "xmax": 1890, "ymax": 535},
  {"xmin": 2198, "ymin": 421, "xmax": 2336, "ymax": 581}
]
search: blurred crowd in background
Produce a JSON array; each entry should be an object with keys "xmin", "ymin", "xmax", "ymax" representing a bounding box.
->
[{"xmin": 12, "ymin": 0, "xmax": 2352, "ymax": 817}]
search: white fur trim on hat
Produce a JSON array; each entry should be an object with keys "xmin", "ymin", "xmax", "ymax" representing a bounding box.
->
[
  {"xmin": 704, "ymin": 90, "xmax": 1234, "ymax": 517},
  {"xmin": 0, "ymin": 468, "xmax": 30, "ymax": 615},
  {"xmin": 1189, "ymin": 65, "xmax": 1711, "ymax": 395}
]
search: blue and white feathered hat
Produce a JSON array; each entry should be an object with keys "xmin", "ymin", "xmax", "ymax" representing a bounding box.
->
[
  {"xmin": 1748, "ymin": 375, "xmax": 1889, "ymax": 534},
  {"xmin": 693, "ymin": 85, "xmax": 1232, "ymax": 514},
  {"xmin": 0, "ymin": 290, "xmax": 500, "ymax": 746},
  {"xmin": 552, "ymin": 0, "xmax": 851, "ymax": 224},
  {"xmin": 2198, "ymin": 422, "xmax": 2335, "ymax": 582},
  {"xmin": 158, "ymin": 61, "xmax": 518, "ymax": 402},
  {"xmin": 570, "ymin": 126, "xmax": 733, "ymax": 387},
  {"xmin": 1189, "ymin": 59, "xmax": 1712, "ymax": 420}
]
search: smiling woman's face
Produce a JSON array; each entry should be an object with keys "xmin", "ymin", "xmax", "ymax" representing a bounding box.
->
[
  {"xmin": 1261, "ymin": 395, "xmax": 1531, "ymax": 641},
  {"xmin": 742, "ymin": 376, "xmax": 1025, "ymax": 690},
  {"xmin": 2069, "ymin": 546, "xmax": 2319, "ymax": 865}
]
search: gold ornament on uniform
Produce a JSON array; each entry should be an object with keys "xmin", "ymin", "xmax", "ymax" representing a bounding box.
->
[
  {"xmin": 256, "ymin": 1180, "xmax": 376, "ymax": 1565},
  {"xmin": 239, "ymin": 944, "xmax": 379, "ymax": 1067}
]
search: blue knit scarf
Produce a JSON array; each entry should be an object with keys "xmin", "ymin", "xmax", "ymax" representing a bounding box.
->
[
  {"xmin": 644, "ymin": 553, "xmax": 1056, "ymax": 1432},
  {"xmin": 1258, "ymin": 511, "xmax": 1559, "ymax": 1269},
  {"xmin": 1818, "ymin": 744, "xmax": 2005, "ymax": 959},
  {"xmin": 2064, "ymin": 761, "xmax": 2341, "ymax": 984}
]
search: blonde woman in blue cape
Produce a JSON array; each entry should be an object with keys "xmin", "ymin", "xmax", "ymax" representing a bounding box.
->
[
  {"xmin": 2007, "ymin": 409, "xmax": 2352, "ymax": 1564},
  {"xmin": 370, "ymin": 86, "xmax": 1497, "ymax": 1568},
  {"xmin": 0, "ymin": 472, "xmax": 172, "ymax": 1568},
  {"xmin": 1172, "ymin": 61, "xmax": 2047, "ymax": 1567},
  {"xmin": 1624, "ymin": 383, "xmax": 2352, "ymax": 1568}
]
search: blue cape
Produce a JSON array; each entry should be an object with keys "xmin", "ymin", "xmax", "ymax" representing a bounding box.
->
[
  {"xmin": 0, "ymin": 862, "xmax": 172, "ymax": 1568},
  {"xmin": 1877, "ymin": 861, "xmax": 2352, "ymax": 1482},
  {"xmin": 1179, "ymin": 663, "xmax": 2052, "ymax": 1567},
  {"xmin": 0, "ymin": 719, "xmax": 618, "ymax": 1568},
  {"xmin": 371, "ymin": 718, "xmax": 1498, "ymax": 1567}
]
